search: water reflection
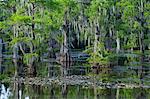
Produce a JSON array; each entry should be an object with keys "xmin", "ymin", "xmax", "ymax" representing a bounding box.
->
[
  {"xmin": 0, "ymin": 84, "xmax": 12, "ymax": 99},
  {"xmin": 1, "ymin": 83, "xmax": 150, "ymax": 99},
  {"xmin": 1, "ymin": 52, "xmax": 150, "ymax": 98}
]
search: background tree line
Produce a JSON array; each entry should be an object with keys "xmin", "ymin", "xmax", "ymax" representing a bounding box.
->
[{"xmin": 0, "ymin": 0, "xmax": 149, "ymax": 75}]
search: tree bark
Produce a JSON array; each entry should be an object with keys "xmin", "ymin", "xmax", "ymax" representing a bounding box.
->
[
  {"xmin": 116, "ymin": 37, "xmax": 120, "ymax": 53},
  {"xmin": 48, "ymin": 62, "xmax": 54, "ymax": 78},
  {"xmin": 13, "ymin": 43, "xmax": 19, "ymax": 59},
  {"xmin": 0, "ymin": 38, "xmax": 2, "ymax": 58},
  {"xmin": 0, "ymin": 58, "xmax": 2, "ymax": 74}
]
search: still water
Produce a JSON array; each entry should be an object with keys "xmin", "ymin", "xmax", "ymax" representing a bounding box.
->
[
  {"xmin": 0, "ymin": 53, "xmax": 150, "ymax": 99},
  {"xmin": 1, "ymin": 83, "xmax": 150, "ymax": 99}
]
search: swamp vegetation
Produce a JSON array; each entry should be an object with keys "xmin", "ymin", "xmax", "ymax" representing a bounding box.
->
[{"xmin": 0, "ymin": 0, "xmax": 150, "ymax": 98}]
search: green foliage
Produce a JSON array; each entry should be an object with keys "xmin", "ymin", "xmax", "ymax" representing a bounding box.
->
[
  {"xmin": 10, "ymin": 14, "xmax": 32, "ymax": 24},
  {"xmin": 87, "ymin": 52, "xmax": 109, "ymax": 65},
  {"xmin": 0, "ymin": 21, "xmax": 7, "ymax": 29},
  {"xmin": 0, "ymin": 74, "xmax": 9, "ymax": 81},
  {"xmin": 0, "ymin": 0, "xmax": 150, "ymax": 80},
  {"xmin": 85, "ymin": 42, "xmax": 112, "ymax": 65},
  {"xmin": 23, "ymin": 53, "xmax": 38, "ymax": 65},
  {"xmin": 55, "ymin": 33, "xmax": 64, "ymax": 44},
  {"xmin": 123, "ymin": 33, "xmax": 138, "ymax": 49}
]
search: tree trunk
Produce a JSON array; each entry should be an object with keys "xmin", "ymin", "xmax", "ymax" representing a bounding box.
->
[
  {"xmin": 26, "ymin": 2, "xmax": 36, "ymax": 77},
  {"xmin": 0, "ymin": 58, "xmax": 2, "ymax": 74},
  {"xmin": 139, "ymin": 0, "xmax": 145, "ymax": 54},
  {"xmin": 60, "ymin": 16, "xmax": 68, "ymax": 55},
  {"xmin": 0, "ymin": 39, "xmax": 2, "ymax": 58},
  {"xmin": 48, "ymin": 62, "xmax": 54, "ymax": 78},
  {"xmin": 139, "ymin": 30, "xmax": 144, "ymax": 54},
  {"xmin": 94, "ymin": 31, "xmax": 98, "ymax": 54},
  {"xmin": 93, "ymin": 76, "xmax": 97, "ymax": 99},
  {"xmin": 116, "ymin": 37, "xmax": 120, "ymax": 53},
  {"xmin": 107, "ymin": 27, "xmax": 113, "ymax": 51},
  {"xmin": 28, "ymin": 54, "xmax": 36, "ymax": 77},
  {"xmin": 12, "ymin": 44, "xmax": 19, "ymax": 77}
]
